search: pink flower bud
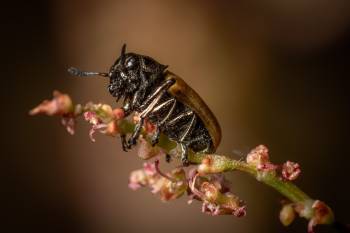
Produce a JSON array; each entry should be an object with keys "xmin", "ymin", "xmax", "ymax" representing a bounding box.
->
[
  {"xmin": 246, "ymin": 145, "xmax": 270, "ymax": 165},
  {"xmin": 29, "ymin": 90, "xmax": 73, "ymax": 116},
  {"xmin": 103, "ymin": 121, "xmax": 119, "ymax": 137},
  {"xmin": 128, "ymin": 162, "xmax": 187, "ymax": 202},
  {"xmin": 112, "ymin": 108, "xmax": 125, "ymax": 120},
  {"xmin": 246, "ymin": 145, "xmax": 279, "ymax": 173},
  {"xmin": 189, "ymin": 172, "xmax": 246, "ymax": 217},
  {"xmin": 282, "ymin": 161, "xmax": 301, "ymax": 181},
  {"xmin": 84, "ymin": 111, "xmax": 100, "ymax": 125},
  {"xmin": 128, "ymin": 169, "xmax": 148, "ymax": 190}
]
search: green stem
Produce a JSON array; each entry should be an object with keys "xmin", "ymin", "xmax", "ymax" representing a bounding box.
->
[{"xmin": 228, "ymin": 161, "xmax": 310, "ymax": 202}]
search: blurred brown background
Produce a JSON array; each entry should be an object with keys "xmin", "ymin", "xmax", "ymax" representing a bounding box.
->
[{"xmin": 4, "ymin": 0, "xmax": 350, "ymax": 233}]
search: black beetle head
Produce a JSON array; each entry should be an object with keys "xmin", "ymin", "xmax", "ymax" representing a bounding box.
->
[{"xmin": 107, "ymin": 44, "xmax": 167, "ymax": 101}]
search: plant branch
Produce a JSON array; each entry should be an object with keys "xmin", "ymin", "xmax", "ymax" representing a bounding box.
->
[{"xmin": 30, "ymin": 91, "xmax": 341, "ymax": 232}]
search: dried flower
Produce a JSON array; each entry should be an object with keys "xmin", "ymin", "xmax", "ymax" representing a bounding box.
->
[
  {"xmin": 189, "ymin": 172, "xmax": 246, "ymax": 217},
  {"xmin": 282, "ymin": 161, "xmax": 301, "ymax": 181},
  {"xmin": 246, "ymin": 144, "xmax": 269, "ymax": 165},
  {"xmin": 85, "ymin": 103, "xmax": 115, "ymax": 123},
  {"xmin": 246, "ymin": 145, "xmax": 277, "ymax": 172},
  {"xmin": 83, "ymin": 111, "xmax": 106, "ymax": 142},
  {"xmin": 29, "ymin": 90, "xmax": 73, "ymax": 116},
  {"xmin": 83, "ymin": 106, "xmax": 122, "ymax": 141},
  {"xmin": 307, "ymin": 200, "xmax": 334, "ymax": 233},
  {"xmin": 128, "ymin": 161, "xmax": 187, "ymax": 201}
]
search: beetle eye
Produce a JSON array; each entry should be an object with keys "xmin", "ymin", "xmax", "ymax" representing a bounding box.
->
[{"xmin": 125, "ymin": 57, "xmax": 136, "ymax": 69}]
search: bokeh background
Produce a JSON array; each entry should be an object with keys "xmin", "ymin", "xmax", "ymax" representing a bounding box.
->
[{"xmin": 4, "ymin": 0, "xmax": 350, "ymax": 233}]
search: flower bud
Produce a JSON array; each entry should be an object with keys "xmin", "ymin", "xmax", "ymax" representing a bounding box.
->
[
  {"xmin": 128, "ymin": 169, "xmax": 148, "ymax": 190},
  {"xmin": 112, "ymin": 108, "xmax": 125, "ymax": 120},
  {"xmin": 280, "ymin": 204, "xmax": 296, "ymax": 226},
  {"xmin": 102, "ymin": 121, "xmax": 119, "ymax": 137},
  {"xmin": 128, "ymin": 162, "xmax": 187, "ymax": 202},
  {"xmin": 282, "ymin": 161, "xmax": 301, "ymax": 181},
  {"xmin": 29, "ymin": 90, "xmax": 73, "ymax": 116},
  {"xmin": 311, "ymin": 200, "xmax": 334, "ymax": 225},
  {"xmin": 200, "ymin": 182, "xmax": 219, "ymax": 202},
  {"xmin": 246, "ymin": 145, "xmax": 269, "ymax": 165}
]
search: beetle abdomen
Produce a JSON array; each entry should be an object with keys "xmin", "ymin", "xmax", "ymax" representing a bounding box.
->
[
  {"xmin": 164, "ymin": 71, "xmax": 221, "ymax": 151},
  {"xmin": 147, "ymin": 93, "xmax": 214, "ymax": 153}
]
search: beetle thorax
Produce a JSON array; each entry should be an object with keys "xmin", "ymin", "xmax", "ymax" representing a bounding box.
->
[{"xmin": 107, "ymin": 52, "xmax": 167, "ymax": 103}]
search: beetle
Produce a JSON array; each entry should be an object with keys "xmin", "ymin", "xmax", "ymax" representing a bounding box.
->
[{"xmin": 68, "ymin": 44, "xmax": 221, "ymax": 165}]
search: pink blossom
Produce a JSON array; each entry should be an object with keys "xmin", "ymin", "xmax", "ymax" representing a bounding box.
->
[
  {"xmin": 246, "ymin": 145, "xmax": 279, "ymax": 173},
  {"xmin": 188, "ymin": 172, "xmax": 246, "ymax": 217},
  {"xmin": 128, "ymin": 161, "xmax": 187, "ymax": 201},
  {"xmin": 29, "ymin": 90, "xmax": 73, "ymax": 116},
  {"xmin": 282, "ymin": 161, "xmax": 301, "ymax": 181}
]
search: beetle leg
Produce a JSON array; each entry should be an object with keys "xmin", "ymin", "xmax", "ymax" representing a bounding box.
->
[
  {"xmin": 126, "ymin": 79, "xmax": 175, "ymax": 149},
  {"xmin": 122, "ymin": 101, "xmax": 132, "ymax": 117},
  {"xmin": 127, "ymin": 118, "xmax": 144, "ymax": 147},
  {"xmin": 179, "ymin": 143, "xmax": 189, "ymax": 166},
  {"xmin": 140, "ymin": 79, "xmax": 175, "ymax": 109},
  {"xmin": 166, "ymin": 110, "xmax": 194, "ymax": 126},
  {"xmin": 126, "ymin": 91, "xmax": 165, "ymax": 148},
  {"xmin": 120, "ymin": 134, "xmax": 128, "ymax": 152},
  {"xmin": 150, "ymin": 98, "xmax": 177, "ymax": 146},
  {"xmin": 130, "ymin": 88, "xmax": 146, "ymax": 110},
  {"xmin": 179, "ymin": 114, "xmax": 196, "ymax": 166},
  {"xmin": 151, "ymin": 127, "xmax": 160, "ymax": 146}
]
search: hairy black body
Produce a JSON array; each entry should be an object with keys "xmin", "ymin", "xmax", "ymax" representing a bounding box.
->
[{"xmin": 68, "ymin": 44, "xmax": 216, "ymax": 165}]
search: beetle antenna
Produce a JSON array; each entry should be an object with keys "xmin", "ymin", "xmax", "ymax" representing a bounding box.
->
[
  {"xmin": 120, "ymin": 43, "xmax": 127, "ymax": 63},
  {"xmin": 68, "ymin": 67, "xmax": 108, "ymax": 77}
]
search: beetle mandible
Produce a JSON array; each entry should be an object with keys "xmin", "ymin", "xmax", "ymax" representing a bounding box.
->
[{"xmin": 68, "ymin": 44, "xmax": 221, "ymax": 166}]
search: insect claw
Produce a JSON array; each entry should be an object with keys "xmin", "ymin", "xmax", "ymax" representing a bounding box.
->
[
  {"xmin": 121, "ymin": 135, "xmax": 128, "ymax": 152},
  {"xmin": 126, "ymin": 137, "xmax": 136, "ymax": 149},
  {"xmin": 151, "ymin": 137, "xmax": 159, "ymax": 147}
]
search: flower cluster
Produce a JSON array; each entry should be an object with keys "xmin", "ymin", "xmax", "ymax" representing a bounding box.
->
[
  {"xmin": 30, "ymin": 91, "xmax": 336, "ymax": 232},
  {"xmin": 128, "ymin": 159, "xmax": 246, "ymax": 217},
  {"xmin": 129, "ymin": 161, "xmax": 187, "ymax": 201},
  {"xmin": 188, "ymin": 171, "xmax": 246, "ymax": 217},
  {"xmin": 279, "ymin": 200, "xmax": 334, "ymax": 233},
  {"xmin": 246, "ymin": 145, "xmax": 301, "ymax": 181},
  {"xmin": 29, "ymin": 90, "xmax": 76, "ymax": 134},
  {"xmin": 29, "ymin": 91, "xmax": 125, "ymax": 140}
]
